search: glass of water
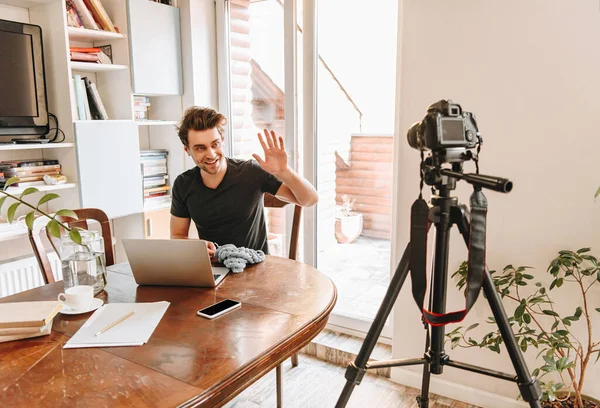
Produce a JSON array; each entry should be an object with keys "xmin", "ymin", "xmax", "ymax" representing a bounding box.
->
[{"xmin": 60, "ymin": 230, "xmax": 107, "ymax": 295}]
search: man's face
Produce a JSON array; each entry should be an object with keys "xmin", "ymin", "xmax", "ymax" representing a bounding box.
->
[{"xmin": 185, "ymin": 128, "xmax": 225, "ymax": 175}]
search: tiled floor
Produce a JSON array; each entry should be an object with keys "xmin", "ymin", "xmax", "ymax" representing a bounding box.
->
[{"xmin": 318, "ymin": 236, "xmax": 391, "ymax": 320}]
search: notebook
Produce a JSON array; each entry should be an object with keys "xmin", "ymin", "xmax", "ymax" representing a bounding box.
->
[
  {"xmin": 0, "ymin": 301, "xmax": 62, "ymax": 329},
  {"xmin": 64, "ymin": 301, "xmax": 169, "ymax": 349}
]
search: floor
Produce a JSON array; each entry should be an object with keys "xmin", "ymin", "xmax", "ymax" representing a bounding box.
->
[
  {"xmin": 318, "ymin": 236, "xmax": 391, "ymax": 320},
  {"xmin": 224, "ymin": 354, "xmax": 479, "ymax": 408}
]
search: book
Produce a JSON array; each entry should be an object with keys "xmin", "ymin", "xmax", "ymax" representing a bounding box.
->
[
  {"xmin": 0, "ymin": 301, "xmax": 62, "ymax": 329},
  {"xmin": 73, "ymin": 75, "xmax": 86, "ymax": 120},
  {"xmin": 70, "ymin": 51, "xmax": 100, "ymax": 63},
  {"xmin": 80, "ymin": 78, "xmax": 92, "ymax": 120},
  {"xmin": 0, "ymin": 321, "xmax": 53, "ymax": 344},
  {"xmin": 90, "ymin": 83, "xmax": 109, "ymax": 119},
  {"xmin": 72, "ymin": 0, "xmax": 99, "ymax": 30},
  {"xmin": 82, "ymin": 77, "xmax": 103, "ymax": 120},
  {"xmin": 66, "ymin": 0, "xmax": 83, "ymax": 28},
  {"xmin": 83, "ymin": 0, "xmax": 117, "ymax": 32}
]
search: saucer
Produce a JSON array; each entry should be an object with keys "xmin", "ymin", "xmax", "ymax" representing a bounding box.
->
[{"xmin": 59, "ymin": 298, "xmax": 104, "ymax": 315}]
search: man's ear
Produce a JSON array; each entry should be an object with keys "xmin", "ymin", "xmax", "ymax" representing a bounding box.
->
[{"xmin": 184, "ymin": 146, "xmax": 190, "ymax": 156}]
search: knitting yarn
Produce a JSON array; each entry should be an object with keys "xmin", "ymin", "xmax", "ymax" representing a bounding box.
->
[{"xmin": 215, "ymin": 244, "xmax": 265, "ymax": 273}]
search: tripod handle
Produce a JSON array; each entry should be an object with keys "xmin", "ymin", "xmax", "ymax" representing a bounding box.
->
[{"xmin": 440, "ymin": 169, "xmax": 513, "ymax": 193}]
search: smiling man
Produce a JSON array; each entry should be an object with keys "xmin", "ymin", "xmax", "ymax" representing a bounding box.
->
[{"xmin": 170, "ymin": 106, "xmax": 318, "ymax": 257}]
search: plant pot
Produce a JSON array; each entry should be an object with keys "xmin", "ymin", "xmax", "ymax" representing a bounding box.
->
[
  {"xmin": 335, "ymin": 212, "xmax": 363, "ymax": 244},
  {"xmin": 542, "ymin": 392, "xmax": 600, "ymax": 408}
]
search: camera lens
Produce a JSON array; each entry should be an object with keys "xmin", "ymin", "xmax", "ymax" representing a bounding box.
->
[{"xmin": 407, "ymin": 122, "xmax": 422, "ymax": 150}]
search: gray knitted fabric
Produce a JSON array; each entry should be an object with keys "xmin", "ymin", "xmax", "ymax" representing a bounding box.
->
[{"xmin": 215, "ymin": 244, "xmax": 266, "ymax": 273}]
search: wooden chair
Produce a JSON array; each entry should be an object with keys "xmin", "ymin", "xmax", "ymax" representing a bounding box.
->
[
  {"xmin": 264, "ymin": 194, "xmax": 302, "ymax": 407},
  {"xmin": 29, "ymin": 208, "xmax": 114, "ymax": 284}
]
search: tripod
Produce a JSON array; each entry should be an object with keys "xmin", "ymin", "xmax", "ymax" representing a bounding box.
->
[{"xmin": 335, "ymin": 170, "xmax": 542, "ymax": 408}]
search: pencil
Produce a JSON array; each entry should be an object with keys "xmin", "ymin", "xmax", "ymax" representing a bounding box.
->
[{"xmin": 94, "ymin": 311, "xmax": 135, "ymax": 336}]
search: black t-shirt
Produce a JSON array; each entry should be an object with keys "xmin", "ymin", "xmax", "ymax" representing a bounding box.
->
[{"xmin": 170, "ymin": 158, "xmax": 283, "ymax": 253}]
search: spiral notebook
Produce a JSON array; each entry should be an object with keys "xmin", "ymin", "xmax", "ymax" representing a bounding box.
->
[{"xmin": 63, "ymin": 301, "xmax": 169, "ymax": 349}]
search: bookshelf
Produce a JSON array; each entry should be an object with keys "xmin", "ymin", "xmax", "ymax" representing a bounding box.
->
[
  {"xmin": 0, "ymin": 0, "xmax": 186, "ymax": 263},
  {"xmin": 0, "ymin": 143, "xmax": 75, "ymax": 151},
  {"xmin": 5, "ymin": 183, "xmax": 77, "ymax": 195},
  {"xmin": 70, "ymin": 62, "xmax": 128, "ymax": 72},
  {"xmin": 67, "ymin": 26, "xmax": 126, "ymax": 42}
]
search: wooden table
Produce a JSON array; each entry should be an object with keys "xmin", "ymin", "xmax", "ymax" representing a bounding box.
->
[{"xmin": 0, "ymin": 256, "xmax": 337, "ymax": 407}]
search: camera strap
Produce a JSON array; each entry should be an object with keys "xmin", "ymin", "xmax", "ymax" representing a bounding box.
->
[{"xmin": 410, "ymin": 188, "xmax": 488, "ymax": 326}]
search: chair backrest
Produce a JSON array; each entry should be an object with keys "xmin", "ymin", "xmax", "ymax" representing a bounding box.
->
[
  {"xmin": 264, "ymin": 194, "xmax": 302, "ymax": 260},
  {"xmin": 29, "ymin": 208, "xmax": 114, "ymax": 284}
]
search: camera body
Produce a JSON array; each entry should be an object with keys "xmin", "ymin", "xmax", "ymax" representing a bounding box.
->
[{"xmin": 407, "ymin": 100, "xmax": 480, "ymax": 152}]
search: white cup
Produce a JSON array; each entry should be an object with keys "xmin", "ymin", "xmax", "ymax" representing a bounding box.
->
[{"xmin": 57, "ymin": 285, "xmax": 94, "ymax": 311}]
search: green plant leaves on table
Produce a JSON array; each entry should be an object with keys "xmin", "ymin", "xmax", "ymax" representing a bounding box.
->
[
  {"xmin": 25, "ymin": 211, "xmax": 35, "ymax": 230},
  {"xmin": 46, "ymin": 219, "xmax": 60, "ymax": 238},
  {"xmin": 2, "ymin": 177, "xmax": 19, "ymax": 190},
  {"xmin": 37, "ymin": 193, "xmax": 59, "ymax": 207},
  {"xmin": 0, "ymin": 195, "xmax": 7, "ymax": 212},
  {"xmin": 68, "ymin": 228, "xmax": 82, "ymax": 245},
  {"xmin": 19, "ymin": 187, "xmax": 39, "ymax": 198},
  {"xmin": 7, "ymin": 202, "xmax": 20, "ymax": 224},
  {"xmin": 55, "ymin": 209, "xmax": 78, "ymax": 219}
]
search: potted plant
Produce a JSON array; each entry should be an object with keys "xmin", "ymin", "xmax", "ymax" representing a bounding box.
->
[
  {"xmin": 0, "ymin": 177, "xmax": 81, "ymax": 244},
  {"xmin": 335, "ymin": 194, "xmax": 363, "ymax": 244},
  {"xmin": 447, "ymin": 249, "xmax": 600, "ymax": 408},
  {"xmin": 0, "ymin": 177, "xmax": 108, "ymax": 294}
]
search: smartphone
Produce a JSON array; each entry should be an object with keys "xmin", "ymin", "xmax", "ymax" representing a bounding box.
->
[{"xmin": 197, "ymin": 299, "xmax": 241, "ymax": 319}]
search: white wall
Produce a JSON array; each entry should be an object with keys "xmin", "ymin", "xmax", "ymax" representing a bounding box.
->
[
  {"xmin": 0, "ymin": 3, "xmax": 28, "ymax": 22},
  {"xmin": 391, "ymin": 1, "xmax": 600, "ymax": 406}
]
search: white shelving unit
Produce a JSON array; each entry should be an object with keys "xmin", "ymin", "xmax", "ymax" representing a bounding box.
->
[
  {"xmin": 70, "ymin": 62, "xmax": 128, "ymax": 72},
  {"xmin": 0, "ymin": 143, "xmax": 75, "ymax": 151},
  {"xmin": 4, "ymin": 183, "xmax": 77, "ymax": 195},
  {"xmin": 67, "ymin": 26, "xmax": 126, "ymax": 42}
]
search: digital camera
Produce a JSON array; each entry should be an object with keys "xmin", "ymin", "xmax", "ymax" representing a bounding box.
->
[{"xmin": 407, "ymin": 100, "xmax": 480, "ymax": 152}]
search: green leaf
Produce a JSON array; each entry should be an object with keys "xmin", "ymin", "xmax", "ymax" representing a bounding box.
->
[
  {"xmin": 7, "ymin": 202, "xmax": 20, "ymax": 224},
  {"xmin": 25, "ymin": 211, "xmax": 35, "ymax": 230},
  {"xmin": 577, "ymin": 248, "xmax": 591, "ymax": 254},
  {"xmin": 19, "ymin": 187, "xmax": 39, "ymax": 198},
  {"xmin": 0, "ymin": 195, "xmax": 7, "ymax": 212},
  {"xmin": 36, "ymin": 193, "xmax": 59, "ymax": 207},
  {"xmin": 68, "ymin": 228, "xmax": 82, "ymax": 245},
  {"xmin": 523, "ymin": 313, "xmax": 532, "ymax": 324},
  {"xmin": 515, "ymin": 304, "xmax": 526, "ymax": 320},
  {"xmin": 595, "ymin": 185, "xmax": 600, "ymax": 199},
  {"xmin": 55, "ymin": 209, "xmax": 78, "ymax": 219},
  {"xmin": 555, "ymin": 330, "xmax": 569, "ymax": 337},
  {"xmin": 522, "ymin": 274, "xmax": 534, "ymax": 280},
  {"xmin": 549, "ymin": 280, "xmax": 557, "ymax": 290},
  {"xmin": 3, "ymin": 177, "xmax": 19, "ymax": 190},
  {"xmin": 595, "ymin": 308, "xmax": 600, "ymax": 313},
  {"xmin": 466, "ymin": 323, "xmax": 479, "ymax": 332},
  {"xmin": 535, "ymin": 282, "xmax": 542, "ymax": 287},
  {"xmin": 556, "ymin": 278, "xmax": 563, "ymax": 288},
  {"xmin": 46, "ymin": 219, "xmax": 61, "ymax": 238},
  {"xmin": 543, "ymin": 310, "xmax": 559, "ymax": 317}
]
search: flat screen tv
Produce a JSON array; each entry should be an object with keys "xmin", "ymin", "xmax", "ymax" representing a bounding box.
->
[{"xmin": 0, "ymin": 19, "xmax": 49, "ymax": 137}]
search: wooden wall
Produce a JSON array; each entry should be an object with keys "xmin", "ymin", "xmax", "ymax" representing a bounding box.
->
[{"xmin": 335, "ymin": 135, "xmax": 394, "ymax": 239}]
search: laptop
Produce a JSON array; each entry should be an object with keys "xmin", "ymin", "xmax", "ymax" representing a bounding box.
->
[{"xmin": 122, "ymin": 239, "xmax": 229, "ymax": 287}]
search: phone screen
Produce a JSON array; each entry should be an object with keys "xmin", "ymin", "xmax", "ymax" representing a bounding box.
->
[{"xmin": 198, "ymin": 299, "xmax": 240, "ymax": 316}]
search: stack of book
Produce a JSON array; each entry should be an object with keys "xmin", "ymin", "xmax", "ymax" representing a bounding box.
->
[
  {"xmin": 141, "ymin": 150, "xmax": 171, "ymax": 210},
  {"xmin": 0, "ymin": 301, "xmax": 62, "ymax": 343},
  {"xmin": 0, "ymin": 159, "xmax": 62, "ymax": 187},
  {"xmin": 73, "ymin": 74, "xmax": 108, "ymax": 120},
  {"xmin": 70, "ymin": 46, "xmax": 112, "ymax": 65},
  {"xmin": 65, "ymin": 0, "xmax": 118, "ymax": 33},
  {"xmin": 133, "ymin": 96, "xmax": 151, "ymax": 121}
]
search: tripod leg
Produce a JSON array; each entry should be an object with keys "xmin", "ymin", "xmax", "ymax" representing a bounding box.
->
[
  {"xmin": 456, "ymin": 209, "xmax": 542, "ymax": 407},
  {"xmin": 335, "ymin": 243, "xmax": 412, "ymax": 408}
]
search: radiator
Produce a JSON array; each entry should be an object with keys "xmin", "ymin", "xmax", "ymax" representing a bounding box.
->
[{"xmin": 0, "ymin": 254, "xmax": 62, "ymax": 298}]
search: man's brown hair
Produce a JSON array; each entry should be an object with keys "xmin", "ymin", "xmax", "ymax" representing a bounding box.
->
[{"xmin": 177, "ymin": 107, "xmax": 227, "ymax": 146}]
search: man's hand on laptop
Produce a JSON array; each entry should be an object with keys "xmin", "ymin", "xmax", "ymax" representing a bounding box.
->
[{"xmin": 206, "ymin": 241, "xmax": 217, "ymax": 260}]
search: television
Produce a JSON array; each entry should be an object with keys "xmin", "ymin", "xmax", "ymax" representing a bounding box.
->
[{"xmin": 0, "ymin": 19, "xmax": 49, "ymax": 137}]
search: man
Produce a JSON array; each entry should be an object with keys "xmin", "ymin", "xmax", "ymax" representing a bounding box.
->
[{"xmin": 170, "ymin": 106, "xmax": 318, "ymax": 257}]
